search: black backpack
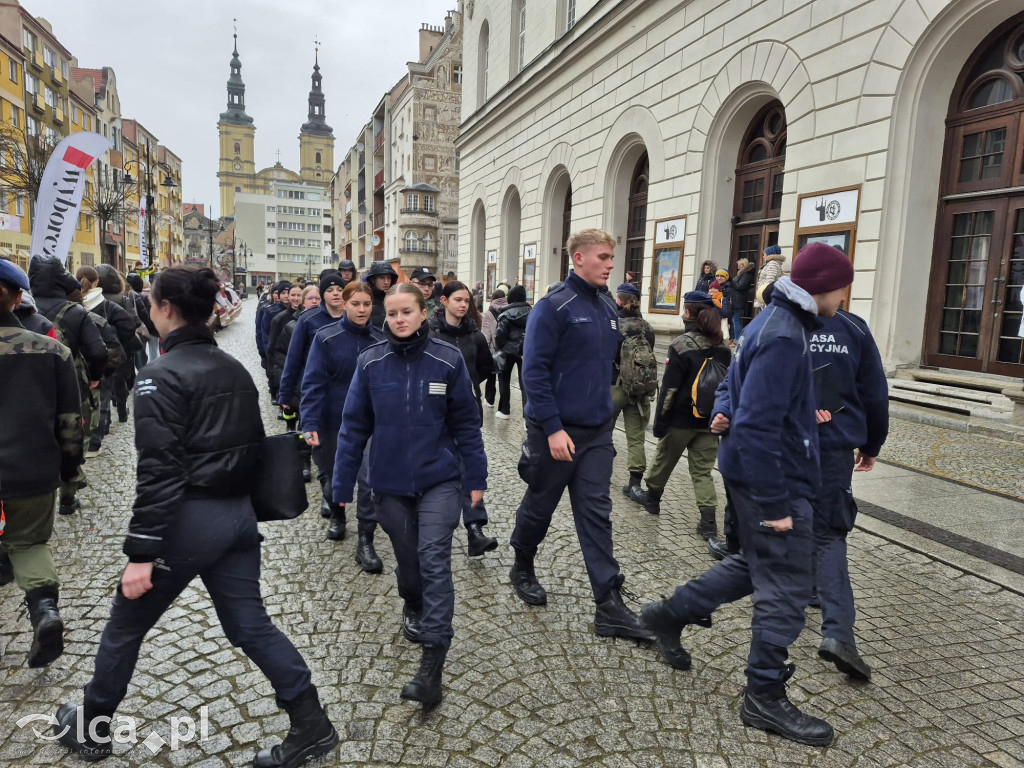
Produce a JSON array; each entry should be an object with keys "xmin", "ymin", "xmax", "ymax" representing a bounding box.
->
[{"xmin": 686, "ymin": 333, "xmax": 728, "ymax": 418}]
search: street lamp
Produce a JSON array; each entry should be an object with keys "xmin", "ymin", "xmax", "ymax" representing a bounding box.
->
[
  {"xmin": 307, "ymin": 254, "xmax": 317, "ymax": 281},
  {"xmin": 205, "ymin": 208, "xmax": 222, "ymax": 270},
  {"xmin": 124, "ymin": 143, "xmax": 177, "ymax": 271}
]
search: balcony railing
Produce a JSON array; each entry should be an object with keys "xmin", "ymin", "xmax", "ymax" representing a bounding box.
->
[
  {"xmin": 374, "ymin": 130, "xmax": 384, "ymax": 151},
  {"xmin": 400, "ymin": 207, "xmax": 438, "ymax": 216},
  {"xmin": 374, "ymin": 169, "xmax": 384, "ymax": 190},
  {"xmin": 399, "ymin": 245, "xmax": 437, "ymax": 254},
  {"xmin": 357, "ymin": 222, "xmax": 367, "ymax": 237}
]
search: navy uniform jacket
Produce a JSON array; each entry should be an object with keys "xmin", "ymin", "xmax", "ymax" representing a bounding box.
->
[
  {"xmin": 278, "ymin": 304, "xmax": 343, "ymax": 407},
  {"xmin": 333, "ymin": 328, "xmax": 487, "ymax": 503},
  {"xmin": 711, "ymin": 277, "xmax": 821, "ymax": 514},
  {"xmin": 811, "ymin": 311, "xmax": 889, "ymax": 457},
  {"xmin": 300, "ymin": 314, "xmax": 385, "ymax": 437},
  {"xmin": 522, "ymin": 271, "xmax": 620, "ymax": 435}
]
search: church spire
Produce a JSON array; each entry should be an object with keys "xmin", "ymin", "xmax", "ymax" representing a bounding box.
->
[
  {"xmin": 300, "ymin": 41, "xmax": 333, "ymax": 137},
  {"xmin": 220, "ymin": 25, "xmax": 254, "ymax": 126}
]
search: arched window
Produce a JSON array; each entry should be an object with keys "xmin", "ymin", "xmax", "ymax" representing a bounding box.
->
[
  {"xmin": 423, "ymin": 232, "xmax": 434, "ymax": 252},
  {"xmin": 925, "ymin": 14, "xmax": 1024, "ymax": 375},
  {"xmin": 315, "ymin": 151, "xmax": 322, "ymax": 165},
  {"xmin": 405, "ymin": 231, "xmax": 419, "ymax": 252},
  {"xmin": 478, "ymin": 22, "xmax": 490, "ymax": 104},
  {"xmin": 234, "ymin": 141, "xmax": 240, "ymax": 155},
  {"xmin": 625, "ymin": 153, "xmax": 648, "ymax": 285},
  {"xmin": 731, "ymin": 101, "xmax": 786, "ymax": 279},
  {"xmin": 560, "ymin": 183, "xmax": 573, "ymax": 281}
]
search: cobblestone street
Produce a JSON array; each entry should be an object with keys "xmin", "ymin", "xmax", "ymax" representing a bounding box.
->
[{"xmin": 3, "ymin": 302, "xmax": 1024, "ymax": 768}]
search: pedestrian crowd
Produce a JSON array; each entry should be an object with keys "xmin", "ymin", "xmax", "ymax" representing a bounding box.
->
[{"xmin": 0, "ymin": 226, "xmax": 889, "ymax": 764}]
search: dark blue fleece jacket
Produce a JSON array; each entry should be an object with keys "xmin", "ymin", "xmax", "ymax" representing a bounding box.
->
[
  {"xmin": 711, "ymin": 278, "xmax": 821, "ymax": 514},
  {"xmin": 257, "ymin": 301, "xmax": 287, "ymax": 357},
  {"xmin": 300, "ymin": 314, "xmax": 386, "ymax": 436},
  {"xmin": 810, "ymin": 310, "xmax": 889, "ymax": 457},
  {"xmin": 522, "ymin": 271, "xmax": 620, "ymax": 435},
  {"xmin": 278, "ymin": 304, "xmax": 344, "ymax": 406},
  {"xmin": 333, "ymin": 327, "xmax": 487, "ymax": 503}
]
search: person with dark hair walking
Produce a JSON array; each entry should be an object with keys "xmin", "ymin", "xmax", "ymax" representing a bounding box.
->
[
  {"xmin": 334, "ymin": 282, "xmax": 487, "ymax": 707},
  {"xmin": 481, "ymin": 289, "xmax": 506, "ymax": 407},
  {"xmin": 302, "ymin": 281, "xmax": 385, "ymax": 569},
  {"xmin": 628, "ymin": 291, "xmax": 730, "ymax": 539},
  {"xmin": 428, "ymin": 280, "xmax": 497, "ymax": 557},
  {"xmin": 641, "ymin": 243, "xmax": 856, "ymax": 748},
  {"xmin": 55, "ymin": 266, "xmax": 338, "ymax": 767},
  {"xmin": 612, "ymin": 283, "xmax": 656, "ymax": 500},
  {"xmin": 0, "ymin": 259, "xmax": 82, "ymax": 668},
  {"xmin": 493, "ymin": 284, "xmax": 531, "ymax": 419}
]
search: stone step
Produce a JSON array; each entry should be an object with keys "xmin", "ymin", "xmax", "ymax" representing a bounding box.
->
[
  {"xmin": 895, "ymin": 367, "xmax": 1020, "ymax": 395},
  {"xmin": 887, "ymin": 378, "xmax": 1014, "ymax": 420}
]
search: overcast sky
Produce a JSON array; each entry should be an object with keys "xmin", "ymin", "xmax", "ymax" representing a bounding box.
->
[{"xmin": 25, "ymin": 0, "xmax": 457, "ymax": 219}]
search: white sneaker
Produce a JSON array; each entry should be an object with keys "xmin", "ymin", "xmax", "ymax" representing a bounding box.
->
[
  {"xmin": 85, "ymin": 446, "xmax": 102, "ymax": 458},
  {"xmin": 495, "ymin": 411, "xmax": 510, "ymax": 420},
  {"xmin": 483, "ymin": 400, "xmax": 495, "ymax": 408}
]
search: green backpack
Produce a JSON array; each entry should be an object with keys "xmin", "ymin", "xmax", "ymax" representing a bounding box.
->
[{"xmin": 618, "ymin": 320, "xmax": 658, "ymax": 401}]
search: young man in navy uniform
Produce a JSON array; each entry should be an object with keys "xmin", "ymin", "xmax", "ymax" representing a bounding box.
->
[
  {"xmin": 640, "ymin": 243, "xmax": 855, "ymax": 747},
  {"xmin": 509, "ymin": 228, "xmax": 650, "ymax": 641},
  {"xmin": 808, "ymin": 296, "xmax": 889, "ymax": 681}
]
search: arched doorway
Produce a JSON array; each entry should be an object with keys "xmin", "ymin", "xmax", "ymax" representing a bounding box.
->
[
  {"xmin": 501, "ymin": 187, "xmax": 521, "ymax": 291},
  {"xmin": 625, "ymin": 152, "xmax": 649, "ymax": 287},
  {"xmin": 471, "ymin": 200, "xmax": 486, "ymax": 287},
  {"xmin": 731, "ymin": 101, "xmax": 786, "ymax": 318},
  {"xmin": 560, "ymin": 183, "xmax": 572, "ymax": 281},
  {"xmin": 924, "ymin": 14, "xmax": 1024, "ymax": 376}
]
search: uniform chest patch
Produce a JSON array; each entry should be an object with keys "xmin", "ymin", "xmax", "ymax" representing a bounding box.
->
[{"xmin": 428, "ymin": 381, "xmax": 447, "ymax": 396}]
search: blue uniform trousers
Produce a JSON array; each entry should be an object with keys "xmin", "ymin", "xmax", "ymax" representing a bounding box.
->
[
  {"xmin": 84, "ymin": 497, "xmax": 312, "ymax": 713},
  {"xmin": 668, "ymin": 481, "xmax": 813, "ymax": 692},
  {"xmin": 510, "ymin": 420, "xmax": 621, "ymax": 603},
  {"xmin": 312, "ymin": 429, "xmax": 375, "ymax": 524},
  {"xmin": 812, "ymin": 448, "xmax": 858, "ymax": 645},
  {"xmin": 374, "ymin": 481, "xmax": 462, "ymax": 650}
]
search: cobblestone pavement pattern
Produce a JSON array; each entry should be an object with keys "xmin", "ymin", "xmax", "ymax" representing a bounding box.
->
[{"xmin": 2, "ymin": 302, "xmax": 1024, "ymax": 768}]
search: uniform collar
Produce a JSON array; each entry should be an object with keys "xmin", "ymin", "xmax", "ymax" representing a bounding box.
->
[{"xmin": 161, "ymin": 324, "xmax": 216, "ymax": 352}]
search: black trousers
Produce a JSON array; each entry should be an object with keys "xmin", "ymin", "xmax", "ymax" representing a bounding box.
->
[
  {"xmin": 812, "ymin": 448, "xmax": 858, "ymax": 645},
  {"xmin": 497, "ymin": 355, "xmax": 525, "ymax": 416},
  {"xmin": 510, "ymin": 420, "xmax": 621, "ymax": 602},
  {"xmin": 312, "ymin": 428, "xmax": 375, "ymax": 523},
  {"xmin": 667, "ymin": 481, "xmax": 813, "ymax": 692},
  {"xmin": 84, "ymin": 497, "xmax": 312, "ymax": 713}
]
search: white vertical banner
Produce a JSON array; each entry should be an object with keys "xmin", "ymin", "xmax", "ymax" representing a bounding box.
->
[
  {"xmin": 30, "ymin": 131, "xmax": 112, "ymax": 265},
  {"xmin": 138, "ymin": 196, "xmax": 148, "ymax": 268}
]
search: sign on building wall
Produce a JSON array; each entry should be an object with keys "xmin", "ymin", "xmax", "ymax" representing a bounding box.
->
[
  {"xmin": 794, "ymin": 185, "xmax": 861, "ymax": 308},
  {"xmin": 522, "ymin": 243, "xmax": 537, "ymax": 301},
  {"xmin": 649, "ymin": 216, "xmax": 687, "ymax": 315}
]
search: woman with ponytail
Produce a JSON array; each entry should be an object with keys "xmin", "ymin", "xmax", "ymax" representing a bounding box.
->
[
  {"xmin": 628, "ymin": 291, "xmax": 732, "ymax": 540},
  {"xmin": 301, "ymin": 281, "xmax": 386, "ymax": 570},
  {"xmin": 56, "ymin": 267, "xmax": 338, "ymax": 768}
]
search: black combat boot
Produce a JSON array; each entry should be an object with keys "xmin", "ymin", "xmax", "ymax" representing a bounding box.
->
[
  {"xmin": 594, "ymin": 588, "xmax": 654, "ymax": 642},
  {"xmin": 707, "ymin": 536, "xmax": 737, "ymax": 561},
  {"xmin": 818, "ymin": 637, "xmax": 871, "ymax": 681},
  {"xmin": 697, "ymin": 506, "xmax": 717, "ymax": 540},
  {"xmin": 117, "ymin": 403, "xmax": 129, "ymax": 423},
  {"xmin": 740, "ymin": 686, "xmax": 835, "ymax": 747},
  {"xmin": 326, "ymin": 505, "xmax": 346, "ymax": 541},
  {"xmin": 402, "ymin": 601, "xmax": 423, "ymax": 643},
  {"xmin": 629, "ymin": 487, "xmax": 661, "ymax": 514},
  {"xmin": 509, "ymin": 548, "xmax": 547, "ymax": 606},
  {"xmin": 54, "ymin": 702, "xmax": 113, "ymax": 761},
  {"xmin": 621, "ymin": 472, "xmax": 643, "ymax": 497},
  {"xmin": 59, "ymin": 497, "xmax": 81, "ymax": 516},
  {"xmin": 26, "ymin": 586, "xmax": 64, "ymax": 668},
  {"xmin": 0, "ymin": 552, "xmax": 14, "ymax": 586},
  {"xmin": 355, "ymin": 520, "xmax": 383, "ymax": 573},
  {"xmin": 466, "ymin": 523, "xmax": 498, "ymax": 557},
  {"xmin": 640, "ymin": 599, "xmax": 692, "ymax": 670},
  {"xmin": 253, "ymin": 685, "xmax": 339, "ymax": 768},
  {"xmin": 319, "ymin": 480, "xmax": 332, "ymax": 518},
  {"xmin": 400, "ymin": 643, "xmax": 446, "ymax": 708}
]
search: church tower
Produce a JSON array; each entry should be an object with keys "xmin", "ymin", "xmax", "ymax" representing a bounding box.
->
[
  {"xmin": 298, "ymin": 47, "xmax": 334, "ymax": 188},
  {"xmin": 217, "ymin": 32, "xmax": 256, "ymax": 218}
]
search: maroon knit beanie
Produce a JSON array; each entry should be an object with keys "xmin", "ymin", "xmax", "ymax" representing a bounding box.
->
[{"xmin": 790, "ymin": 243, "xmax": 854, "ymax": 294}]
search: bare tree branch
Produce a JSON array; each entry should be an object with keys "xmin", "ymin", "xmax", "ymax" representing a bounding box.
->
[{"xmin": 0, "ymin": 121, "xmax": 61, "ymax": 204}]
